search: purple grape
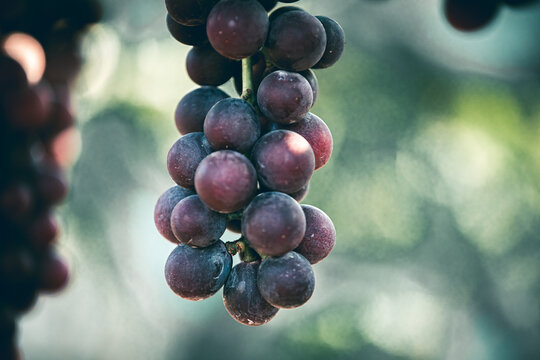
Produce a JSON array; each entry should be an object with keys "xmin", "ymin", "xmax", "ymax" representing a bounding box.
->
[
  {"xmin": 164, "ymin": 241, "xmax": 232, "ymax": 301},
  {"xmin": 167, "ymin": 132, "xmax": 212, "ymax": 189},
  {"xmin": 195, "ymin": 150, "xmax": 257, "ymax": 213},
  {"xmin": 299, "ymin": 69, "xmax": 318, "ymax": 105},
  {"xmin": 28, "ymin": 212, "xmax": 59, "ymax": 250},
  {"xmin": 174, "ymin": 86, "xmax": 230, "ymax": 135},
  {"xmin": 251, "ymin": 130, "xmax": 314, "ymax": 193},
  {"xmin": 265, "ymin": 10, "xmax": 326, "ymax": 71},
  {"xmin": 444, "ymin": 0, "xmax": 500, "ymax": 31},
  {"xmin": 242, "ymin": 192, "xmax": 306, "ymax": 256},
  {"xmin": 207, "ymin": 0, "xmax": 269, "ymax": 60},
  {"xmin": 257, "ymin": 251, "xmax": 315, "ymax": 309},
  {"xmin": 204, "ymin": 98, "xmax": 260, "ymax": 153},
  {"xmin": 165, "ymin": 0, "xmax": 219, "ymax": 26},
  {"xmin": 280, "ymin": 112, "xmax": 333, "ymax": 170},
  {"xmin": 313, "ymin": 16, "xmax": 345, "ymax": 69},
  {"xmin": 170, "ymin": 195, "xmax": 227, "ymax": 247},
  {"xmin": 154, "ymin": 186, "xmax": 195, "ymax": 243},
  {"xmin": 35, "ymin": 160, "xmax": 68, "ymax": 206},
  {"xmin": 223, "ymin": 261, "xmax": 279, "ymax": 326},
  {"xmin": 257, "ymin": 70, "xmax": 313, "ymax": 125},
  {"xmin": 39, "ymin": 251, "xmax": 69, "ymax": 293},
  {"xmin": 166, "ymin": 14, "xmax": 207, "ymax": 46},
  {"xmin": 295, "ymin": 205, "xmax": 335, "ymax": 264},
  {"xmin": 186, "ymin": 44, "xmax": 234, "ymax": 86}
]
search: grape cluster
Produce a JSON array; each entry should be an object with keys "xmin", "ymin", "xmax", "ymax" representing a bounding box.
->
[
  {"xmin": 444, "ymin": 0, "xmax": 539, "ymax": 31},
  {"xmin": 156, "ymin": 0, "xmax": 343, "ymax": 326},
  {"xmin": 0, "ymin": 1, "xmax": 101, "ymax": 357}
]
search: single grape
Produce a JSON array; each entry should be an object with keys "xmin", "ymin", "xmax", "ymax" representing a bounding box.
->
[
  {"xmin": 35, "ymin": 161, "xmax": 68, "ymax": 206},
  {"xmin": 444, "ymin": 0, "xmax": 500, "ymax": 31},
  {"xmin": 299, "ymin": 69, "xmax": 318, "ymax": 105},
  {"xmin": 251, "ymin": 130, "xmax": 315, "ymax": 193},
  {"xmin": 154, "ymin": 186, "xmax": 195, "ymax": 243},
  {"xmin": 257, "ymin": 70, "xmax": 313, "ymax": 125},
  {"xmin": 195, "ymin": 150, "xmax": 257, "ymax": 213},
  {"xmin": 165, "ymin": 0, "xmax": 219, "ymax": 26},
  {"xmin": 257, "ymin": 251, "xmax": 315, "ymax": 308},
  {"xmin": 165, "ymin": 241, "xmax": 232, "ymax": 301},
  {"xmin": 204, "ymin": 98, "xmax": 260, "ymax": 153},
  {"xmin": 28, "ymin": 212, "xmax": 59, "ymax": 250},
  {"xmin": 170, "ymin": 195, "xmax": 227, "ymax": 247},
  {"xmin": 167, "ymin": 132, "xmax": 212, "ymax": 188},
  {"xmin": 295, "ymin": 205, "xmax": 336, "ymax": 264},
  {"xmin": 223, "ymin": 261, "xmax": 279, "ymax": 326},
  {"xmin": 207, "ymin": 0, "xmax": 269, "ymax": 60},
  {"xmin": 265, "ymin": 10, "xmax": 326, "ymax": 71},
  {"xmin": 186, "ymin": 44, "xmax": 234, "ymax": 86},
  {"xmin": 39, "ymin": 251, "xmax": 69, "ymax": 293},
  {"xmin": 313, "ymin": 16, "xmax": 345, "ymax": 69},
  {"xmin": 242, "ymin": 192, "xmax": 306, "ymax": 256},
  {"xmin": 257, "ymin": 0, "xmax": 278, "ymax": 11},
  {"xmin": 268, "ymin": 5, "xmax": 303, "ymax": 23},
  {"xmin": 280, "ymin": 112, "xmax": 333, "ymax": 170},
  {"xmin": 174, "ymin": 86, "xmax": 230, "ymax": 135},
  {"xmin": 166, "ymin": 14, "xmax": 207, "ymax": 46}
]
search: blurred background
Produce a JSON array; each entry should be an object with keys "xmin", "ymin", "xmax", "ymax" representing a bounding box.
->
[{"xmin": 18, "ymin": 0, "xmax": 540, "ymax": 359}]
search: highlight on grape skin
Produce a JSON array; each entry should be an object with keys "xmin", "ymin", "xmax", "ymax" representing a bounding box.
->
[{"xmin": 165, "ymin": 241, "xmax": 232, "ymax": 301}]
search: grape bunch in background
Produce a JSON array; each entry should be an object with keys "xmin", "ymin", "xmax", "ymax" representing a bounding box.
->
[
  {"xmin": 444, "ymin": 0, "xmax": 539, "ymax": 31},
  {"xmin": 0, "ymin": 1, "xmax": 101, "ymax": 358},
  {"xmin": 155, "ymin": 0, "xmax": 344, "ymax": 326}
]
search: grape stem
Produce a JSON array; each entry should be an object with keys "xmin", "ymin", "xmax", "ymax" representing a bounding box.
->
[
  {"xmin": 241, "ymin": 56, "xmax": 255, "ymax": 105},
  {"xmin": 225, "ymin": 239, "xmax": 261, "ymax": 262}
]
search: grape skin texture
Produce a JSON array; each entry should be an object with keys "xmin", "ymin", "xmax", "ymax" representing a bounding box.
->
[
  {"xmin": 204, "ymin": 98, "xmax": 261, "ymax": 153},
  {"xmin": 186, "ymin": 45, "xmax": 234, "ymax": 86},
  {"xmin": 195, "ymin": 150, "xmax": 257, "ymax": 213},
  {"xmin": 295, "ymin": 205, "xmax": 336, "ymax": 264},
  {"xmin": 207, "ymin": 0, "xmax": 269, "ymax": 60},
  {"xmin": 175, "ymin": 86, "xmax": 229, "ymax": 135},
  {"xmin": 257, "ymin": 251, "xmax": 315, "ymax": 309},
  {"xmin": 165, "ymin": 241, "xmax": 232, "ymax": 301},
  {"xmin": 251, "ymin": 130, "xmax": 315, "ymax": 194},
  {"xmin": 223, "ymin": 261, "xmax": 279, "ymax": 326},
  {"xmin": 257, "ymin": 70, "xmax": 313, "ymax": 125},
  {"xmin": 313, "ymin": 16, "xmax": 345, "ymax": 69},
  {"xmin": 281, "ymin": 112, "xmax": 333, "ymax": 170},
  {"xmin": 166, "ymin": 14, "xmax": 207, "ymax": 46},
  {"xmin": 165, "ymin": 0, "xmax": 219, "ymax": 26},
  {"xmin": 170, "ymin": 195, "xmax": 227, "ymax": 248},
  {"xmin": 242, "ymin": 192, "xmax": 306, "ymax": 256},
  {"xmin": 266, "ymin": 10, "xmax": 327, "ymax": 71},
  {"xmin": 154, "ymin": 186, "xmax": 195, "ymax": 243},
  {"xmin": 167, "ymin": 132, "xmax": 212, "ymax": 189}
]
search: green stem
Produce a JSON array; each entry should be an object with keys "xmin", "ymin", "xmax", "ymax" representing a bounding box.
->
[
  {"xmin": 225, "ymin": 239, "xmax": 261, "ymax": 262},
  {"xmin": 241, "ymin": 56, "xmax": 255, "ymax": 104}
]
